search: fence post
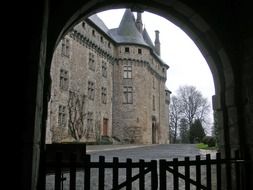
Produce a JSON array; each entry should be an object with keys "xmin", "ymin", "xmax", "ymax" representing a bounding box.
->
[
  {"xmin": 159, "ymin": 159, "xmax": 167, "ymax": 190},
  {"xmin": 196, "ymin": 155, "xmax": 201, "ymax": 190},
  {"xmin": 126, "ymin": 158, "xmax": 132, "ymax": 190},
  {"xmin": 206, "ymin": 154, "xmax": 211, "ymax": 190},
  {"xmin": 69, "ymin": 152, "xmax": 77, "ymax": 190},
  {"xmin": 173, "ymin": 158, "xmax": 179, "ymax": 190},
  {"xmin": 139, "ymin": 159, "xmax": 145, "ymax": 190},
  {"xmin": 184, "ymin": 157, "xmax": 190, "ymax": 190},
  {"xmin": 226, "ymin": 153, "xmax": 232, "ymax": 190},
  {"xmin": 113, "ymin": 157, "xmax": 119, "ymax": 189},
  {"xmin": 55, "ymin": 151, "xmax": 62, "ymax": 190},
  {"xmin": 99, "ymin": 156, "xmax": 105, "ymax": 190},
  {"xmin": 84, "ymin": 154, "xmax": 90, "ymax": 190},
  {"xmin": 216, "ymin": 152, "xmax": 221, "ymax": 190},
  {"xmin": 151, "ymin": 160, "xmax": 158, "ymax": 190}
]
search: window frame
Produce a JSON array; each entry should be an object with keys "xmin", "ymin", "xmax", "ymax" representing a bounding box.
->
[
  {"xmin": 123, "ymin": 86, "xmax": 133, "ymax": 104},
  {"xmin": 123, "ymin": 63, "xmax": 132, "ymax": 79}
]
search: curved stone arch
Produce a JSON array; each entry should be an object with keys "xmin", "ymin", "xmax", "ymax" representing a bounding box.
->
[{"xmin": 44, "ymin": 0, "xmax": 237, "ymax": 156}]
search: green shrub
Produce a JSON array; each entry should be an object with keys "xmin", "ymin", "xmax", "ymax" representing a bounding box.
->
[
  {"xmin": 202, "ymin": 136, "xmax": 216, "ymax": 147},
  {"xmin": 99, "ymin": 136, "xmax": 113, "ymax": 145}
]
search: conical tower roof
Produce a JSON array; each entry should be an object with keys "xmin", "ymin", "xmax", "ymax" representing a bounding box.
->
[
  {"xmin": 142, "ymin": 27, "xmax": 155, "ymax": 49},
  {"xmin": 108, "ymin": 9, "xmax": 147, "ymax": 46}
]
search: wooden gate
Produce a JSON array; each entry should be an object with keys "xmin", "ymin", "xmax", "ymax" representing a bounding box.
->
[
  {"xmin": 159, "ymin": 150, "xmax": 245, "ymax": 190},
  {"xmin": 43, "ymin": 145, "xmax": 246, "ymax": 190}
]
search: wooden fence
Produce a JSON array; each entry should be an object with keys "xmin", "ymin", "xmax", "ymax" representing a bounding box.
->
[
  {"xmin": 43, "ymin": 144, "xmax": 245, "ymax": 190},
  {"xmin": 159, "ymin": 150, "xmax": 245, "ymax": 190}
]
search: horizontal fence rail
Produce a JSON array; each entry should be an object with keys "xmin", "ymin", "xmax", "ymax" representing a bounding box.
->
[{"xmin": 43, "ymin": 144, "xmax": 246, "ymax": 190}]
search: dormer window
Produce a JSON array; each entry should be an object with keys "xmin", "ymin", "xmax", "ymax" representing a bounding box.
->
[{"xmin": 125, "ymin": 47, "xmax": 129, "ymax": 53}]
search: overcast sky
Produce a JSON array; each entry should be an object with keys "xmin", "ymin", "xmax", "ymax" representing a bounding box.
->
[{"xmin": 97, "ymin": 9, "xmax": 215, "ymax": 132}]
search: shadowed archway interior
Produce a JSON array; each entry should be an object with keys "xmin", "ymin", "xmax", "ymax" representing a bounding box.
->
[{"xmin": 23, "ymin": 1, "xmax": 253, "ymax": 189}]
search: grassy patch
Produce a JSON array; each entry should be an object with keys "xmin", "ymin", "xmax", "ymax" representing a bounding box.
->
[
  {"xmin": 196, "ymin": 143, "xmax": 209, "ymax": 149},
  {"xmin": 196, "ymin": 143, "xmax": 218, "ymax": 150}
]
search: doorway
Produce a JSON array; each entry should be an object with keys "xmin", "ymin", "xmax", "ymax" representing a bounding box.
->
[
  {"xmin": 103, "ymin": 118, "xmax": 108, "ymax": 136},
  {"xmin": 152, "ymin": 116, "xmax": 157, "ymax": 144}
]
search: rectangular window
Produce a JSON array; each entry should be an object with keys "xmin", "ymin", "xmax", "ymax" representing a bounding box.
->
[
  {"xmin": 92, "ymin": 30, "xmax": 96, "ymax": 37},
  {"xmin": 102, "ymin": 61, "xmax": 107, "ymax": 78},
  {"xmin": 123, "ymin": 86, "xmax": 133, "ymax": 104},
  {"xmin": 87, "ymin": 112, "xmax": 94, "ymax": 135},
  {"xmin": 101, "ymin": 87, "xmax": 107, "ymax": 104},
  {"xmin": 153, "ymin": 95, "xmax": 155, "ymax": 111},
  {"xmin": 59, "ymin": 69, "xmax": 69, "ymax": 91},
  {"xmin": 82, "ymin": 21, "xmax": 86, "ymax": 29},
  {"xmin": 88, "ymin": 81, "xmax": 95, "ymax": 100},
  {"xmin": 61, "ymin": 38, "xmax": 70, "ymax": 57},
  {"xmin": 123, "ymin": 63, "xmax": 132, "ymax": 79},
  {"xmin": 58, "ymin": 105, "xmax": 66, "ymax": 127},
  {"xmin": 153, "ymin": 77, "xmax": 155, "ymax": 89},
  {"xmin": 138, "ymin": 48, "xmax": 142, "ymax": 54},
  {"xmin": 88, "ymin": 52, "xmax": 95, "ymax": 71},
  {"xmin": 125, "ymin": 47, "xmax": 129, "ymax": 53}
]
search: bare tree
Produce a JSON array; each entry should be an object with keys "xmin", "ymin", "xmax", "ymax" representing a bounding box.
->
[
  {"xmin": 169, "ymin": 85, "xmax": 211, "ymax": 143},
  {"xmin": 177, "ymin": 85, "xmax": 210, "ymax": 127},
  {"xmin": 68, "ymin": 90, "xmax": 87, "ymax": 141},
  {"xmin": 169, "ymin": 96, "xmax": 181, "ymax": 143}
]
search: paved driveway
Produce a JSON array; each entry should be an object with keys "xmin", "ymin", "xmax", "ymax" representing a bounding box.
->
[{"xmin": 88, "ymin": 144, "xmax": 202, "ymax": 161}]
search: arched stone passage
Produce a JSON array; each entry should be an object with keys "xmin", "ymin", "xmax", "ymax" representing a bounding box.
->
[
  {"xmin": 22, "ymin": 0, "xmax": 253, "ymax": 189},
  {"xmin": 45, "ymin": 0, "xmax": 237, "ymax": 157}
]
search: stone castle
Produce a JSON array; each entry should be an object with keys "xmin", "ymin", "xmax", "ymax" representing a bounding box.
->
[{"xmin": 46, "ymin": 9, "xmax": 171, "ymax": 144}]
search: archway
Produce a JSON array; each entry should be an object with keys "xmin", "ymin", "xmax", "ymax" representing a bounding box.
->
[
  {"xmin": 44, "ymin": 0, "xmax": 237, "ymax": 157},
  {"xmin": 36, "ymin": 0, "xmax": 244, "ymax": 189}
]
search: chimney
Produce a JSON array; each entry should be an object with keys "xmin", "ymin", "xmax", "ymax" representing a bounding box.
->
[
  {"xmin": 155, "ymin": 30, "xmax": 160, "ymax": 55},
  {"xmin": 136, "ymin": 12, "xmax": 143, "ymax": 33}
]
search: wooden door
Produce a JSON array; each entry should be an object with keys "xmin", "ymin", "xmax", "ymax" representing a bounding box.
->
[{"xmin": 103, "ymin": 118, "xmax": 108, "ymax": 136}]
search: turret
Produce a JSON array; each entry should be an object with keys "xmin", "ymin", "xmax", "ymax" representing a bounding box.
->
[{"xmin": 154, "ymin": 30, "xmax": 160, "ymax": 55}]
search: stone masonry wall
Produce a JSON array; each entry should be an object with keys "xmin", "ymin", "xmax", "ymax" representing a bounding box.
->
[
  {"xmin": 46, "ymin": 21, "xmax": 114, "ymax": 143},
  {"xmin": 112, "ymin": 44, "xmax": 168, "ymax": 144}
]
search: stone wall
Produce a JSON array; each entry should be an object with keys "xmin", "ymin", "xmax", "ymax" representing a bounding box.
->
[{"xmin": 46, "ymin": 21, "xmax": 114, "ymax": 143}]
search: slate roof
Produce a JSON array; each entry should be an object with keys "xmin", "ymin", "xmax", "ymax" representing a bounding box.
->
[
  {"xmin": 88, "ymin": 14, "xmax": 109, "ymax": 34},
  {"xmin": 107, "ymin": 9, "xmax": 148, "ymax": 46},
  {"xmin": 86, "ymin": 9, "xmax": 169, "ymax": 66},
  {"xmin": 142, "ymin": 28, "xmax": 155, "ymax": 49}
]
